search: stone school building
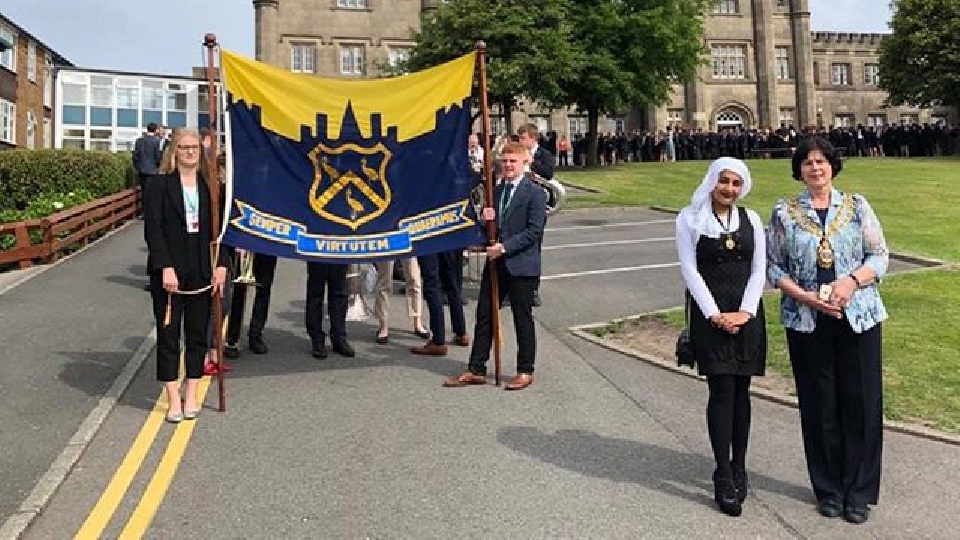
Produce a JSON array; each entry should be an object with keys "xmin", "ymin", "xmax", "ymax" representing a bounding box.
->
[{"xmin": 254, "ymin": 0, "xmax": 955, "ymax": 136}]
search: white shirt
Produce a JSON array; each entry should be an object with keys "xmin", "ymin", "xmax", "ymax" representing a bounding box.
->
[
  {"xmin": 523, "ymin": 144, "xmax": 538, "ymax": 173},
  {"xmin": 674, "ymin": 206, "xmax": 766, "ymax": 318}
]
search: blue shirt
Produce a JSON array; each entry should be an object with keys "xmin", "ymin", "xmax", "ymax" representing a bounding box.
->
[{"xmin": 766, "ymin": 188, "xmax": 889, "ymax": 333}]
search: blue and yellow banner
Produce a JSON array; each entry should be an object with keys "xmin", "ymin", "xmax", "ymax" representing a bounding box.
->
[{"xmin": 220, "ymin": 49, "xmax": 483, "ymax": 261}]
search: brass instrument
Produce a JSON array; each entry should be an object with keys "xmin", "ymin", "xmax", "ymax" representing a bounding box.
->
[
  {"xmin": 233, "ymin": 250, "xmax": 260, "ymax": 286},
  {"xmin": 469, "ymin": 172, "xmax": 566, "ymax": 217}
]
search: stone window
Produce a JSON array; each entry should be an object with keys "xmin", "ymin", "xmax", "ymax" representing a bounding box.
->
[
  {"xmin": 490, "ymin": 115, "xmax": 507, "ymax": 136},
  {"xmin": 26, "ymin": 110, "xmax": 37, "ymax": 149},
  {"xmin": 0, "ymin": 25, "xmax": 15, "ymax": 72},
  {"xmin": 531, "ymin": 115, "xmax": 552, "ymax": 133},
  {"xmin": 932, "ymin": 114, "xmax": 948, "ymax": 126},
  {"xmin": 607, "ymin": 117, "xmax": 625, "ymax": 134},
  {"xmin": 337, "ymin": 0, "xmax": 367, "ymax": 9},
  {"xmin": 0, "ymin": 99, "xmax": 15, "ymax": 144},
  {"xmin": 775, "ymin": 47, "xmax": 791, "ymax": 80},
  {"xmin": 831, "ymin": 63, "xmax": 851, "ymax": 86},
  {"xmin": 388, "ymin": 47, "xmax": 411, "ymax": 69},
  {"xmin": 864, "ymin": 63, "xmax": 880, "ymax": 86},
  {"xmin": 716, "ymin": 109, "xmax": 744, "ymax": 129},
  {"xmin": 568, "ymin": 116, "xmax": 588, "ymax": 136},
  {"xmin": 779, "ymin": 108, "xmax": 795, "ymax": 127},
  {"xmin": 866, "ymin": 114, "xmax": 887, "ymax": 127},
  {"xmin": 899, "ymin": 114, "xmax": 919, "ymax": 126},
  {"xmin": 711, "ymin": 45, "xmax": 747, "ymax": 79},
  {"xmin": 833, "ymin": 114, "xmax": 855, "ymax": 128},
  {"xmin": 340, "ymin": 45, "xmax": 365, "ymax": 75},
  {"xmin": 812, "ymin": 61, "xmax": 820, "ymax": 85},
  {"xmin": 668, "ymin": 108, "xmax": 684, "ymax": 126},
  {"xmin": 714, "ymin": 0, "xmax": 738, "ymax": 14},
  {"xmin": 291, "ymin": 43, "xmax": 316, "ymax": 74}
]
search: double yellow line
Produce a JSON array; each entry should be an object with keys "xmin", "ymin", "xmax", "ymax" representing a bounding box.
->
[{"xmin": 74, "ymin": 376, "xmax": 213, "ymax": 539}]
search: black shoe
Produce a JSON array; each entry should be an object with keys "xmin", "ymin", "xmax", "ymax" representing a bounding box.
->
[
  {"xmin": 223, "ymin": 342, "xmax": 240, "ymax": 359},
  {"xmin": 248, "ymin": 335, "xmax": 268, "ymax": 355},
  {"xmin": 332, "ymin": 341, "xmax": 355, "ymax": 358},
  {"xmin": 311, "ymin": 343, "xmax": 327, "ymax": 359},
  {"xmin": 532, "ymin": 290, "xmax": 542, "ymax": 307},
  {"xmin": 713, "ymin": 476, "xmax": 742, "ymax": 517},
  {"xmin": 843, "ymin": 504, "xmax": 869, "ymax": 524},
  {"xmin": 817, "ymin": 498, "xmax": 843, "ymax": 518},
  {"xmin": 732, "ymin": 466, "xmax": 748, "ymax": 503}
]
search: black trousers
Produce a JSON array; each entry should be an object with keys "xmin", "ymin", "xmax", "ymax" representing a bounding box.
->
[
  {"xmin": 418, "ymin": 250, "xmax": 467, "ymax": 345},
  {"xmin": 468, "ymin": 261, "xmax": 537, "ymax": 375},
  {"xmin": 787, "ymin": 316, "xmax": 883, "ymax": 507},
  {"xmin": 149, "ymin": 272, "xmax": 209, "ymax": 382},
  {"xmin": 305, "ymin": 262, "xmax": 349, "ymax": 347},
  {"xmin": 227, "ymin": 253, "xmax": 277, "ymax": 343}
]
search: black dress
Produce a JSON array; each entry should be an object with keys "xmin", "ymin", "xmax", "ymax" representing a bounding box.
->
[{"xmin": 688, "ymin": 206, "xmax": 767, "ymax": 376}]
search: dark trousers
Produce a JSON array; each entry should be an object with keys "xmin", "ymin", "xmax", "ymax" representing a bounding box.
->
[
  {"xmin": 468, "ymin": 261, "xmax": 537, "ymax": 375},
  {"xmin": 418, "ymin": 250, "xmax": 467, "ymax": 345},
  {"xmin": 227, "ymin": 253, "xmax": 277, "ymax": 343},
  {"xmin": 706, "ymin": 375, "xmax": 752, "ymax": 478},
  {"xmin": 787, "ymin": 316, "xmax": 883, "ymax": 507},
  {"xmin": 149, "ymin": 272, "xmax": 209, "ymax": 382},
  {"xmin": 305, "ymin": 262, "xmax": 349, "ymax": 347}
]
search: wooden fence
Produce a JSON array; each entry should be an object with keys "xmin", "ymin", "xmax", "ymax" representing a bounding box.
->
[{"xmin": 0, "ymin": 188, "xmax": 140, "ymax": 270}]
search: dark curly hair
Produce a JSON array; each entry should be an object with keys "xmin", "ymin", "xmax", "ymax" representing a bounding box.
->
[{"xmin": 791, "ymin": 136, "xmax": 843, "ymax": 181}]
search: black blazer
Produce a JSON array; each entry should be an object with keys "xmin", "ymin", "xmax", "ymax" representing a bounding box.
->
[
  {"xmin": 494, "ymin": 174, "xmax": 547, "ymax": 277},
  {"xmin": 132, "ymin": 135, "xmax": 163, "ymax": 175},
  {"xmin": 531, "ymin": 146, "xmax": 555, "ymax": 180},
  {"xmin": 144, "ymin": 172, "xmax": 229, "ymax": 277}
]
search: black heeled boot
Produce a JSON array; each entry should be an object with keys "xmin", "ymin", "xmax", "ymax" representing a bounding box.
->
[
  {"xmin": 731, "ymin": 465, "xmax": 748, "ymax": 503},
  {"xmin": 713, "ymin": 471, "xmax": 743, "ymax": 517}
]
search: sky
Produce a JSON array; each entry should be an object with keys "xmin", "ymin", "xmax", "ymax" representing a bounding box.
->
[{"xmin": 2, "ymin": 0, "xmax": 892, "ymax": 75}]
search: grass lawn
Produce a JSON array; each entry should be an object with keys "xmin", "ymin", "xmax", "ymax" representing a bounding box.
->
[
  {"xmin": 563, "ymin": 158, "xmax": 960, "ymax": 434},
  {"xmin": 562, "ymin": 157, "xmax": 960, "ymax": 261}
]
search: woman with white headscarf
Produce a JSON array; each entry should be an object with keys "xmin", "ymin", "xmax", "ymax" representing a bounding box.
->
[{"xmin": 675, "ymin": 157, "xmax": 767, "ymax": 517}]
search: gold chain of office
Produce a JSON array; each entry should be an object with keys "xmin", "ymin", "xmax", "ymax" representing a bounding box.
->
[{"xmin": 786, "ymin": 194, "xmax": 855, "ymax": 269}]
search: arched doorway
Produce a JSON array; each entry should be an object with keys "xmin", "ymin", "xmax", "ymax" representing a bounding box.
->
[{"xmin": 715, "ymin": 109, "xmax": 744, "ymax": 131}]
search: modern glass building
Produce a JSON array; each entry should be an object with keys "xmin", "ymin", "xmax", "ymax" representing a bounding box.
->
[{"xmin": 54, "ymin": 67, "xmax": 223, "ymax": 151}]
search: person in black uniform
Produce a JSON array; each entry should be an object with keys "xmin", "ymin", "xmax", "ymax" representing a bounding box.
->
[
  {"xmin": 305, "ymin": 262, "xmax": 354, "ymax": 359},
  {"xmin": 517, "ymin": 123, "xmax": 554, "ymax": 308},
  {"xmin": 675, "ymin": 157, "xmax": 767, "ymax": 517},
  {"xmin": 224, "ymin": 251, "xmax": 277, "ymax": 357},
  {"xmin": 144, "ymin": 128, "xmax": 229, "ymax": 423}
]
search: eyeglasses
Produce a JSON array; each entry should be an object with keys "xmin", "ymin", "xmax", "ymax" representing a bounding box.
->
[{"xmin": 177, "ymin": 145, "xmax": 201, "ymax": 152}]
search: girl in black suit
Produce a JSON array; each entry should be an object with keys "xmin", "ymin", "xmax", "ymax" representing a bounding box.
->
[{"xmin": 144, "ymin": 128, "xmax": 229, "ymax": 423}]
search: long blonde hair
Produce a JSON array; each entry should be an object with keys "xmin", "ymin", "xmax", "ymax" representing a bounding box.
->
[{"xmin": 159, "ymin": 127, "xmax": 209, "ymax": 175}]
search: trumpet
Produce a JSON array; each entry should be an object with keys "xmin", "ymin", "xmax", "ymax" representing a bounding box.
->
[{"xmin": 233, "ymin": 250, "xmax": 260, "ymax": 286}]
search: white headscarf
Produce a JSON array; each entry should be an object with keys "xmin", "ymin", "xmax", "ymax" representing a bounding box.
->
[{"xmin": 682, "ymin": 157, "xmax": 753, "ymax": 242}]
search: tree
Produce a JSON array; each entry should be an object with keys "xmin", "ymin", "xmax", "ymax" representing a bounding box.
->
[
  {"xmin": 563, "ymin": 0, "xmax": 712, "ymax": 166},
  {"xmin": 405, "ymin": 0, "xmax": 582, "ymax": 134},
  {"xmin": 879, "ymin": 0, "xmax": 960, "ymax": 110}
]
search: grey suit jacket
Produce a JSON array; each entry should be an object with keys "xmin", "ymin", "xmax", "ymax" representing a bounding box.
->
[{"xmin": 133, "ymin": 134, "xmax": 163, "ymax": 175}]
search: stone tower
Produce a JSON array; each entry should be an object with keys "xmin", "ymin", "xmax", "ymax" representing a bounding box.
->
[
  {"xmin": 253, "ymin": 0, "xmax": 279, "ymax": 64},
  {"xmin": 790, "ymin": 0, "xmax": 817, "ymax": 127}
]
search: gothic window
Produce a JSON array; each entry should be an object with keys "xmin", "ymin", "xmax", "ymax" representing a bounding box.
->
[
  {"xmin": 864, "ymin": 64, "xmax": 880, "ymax": 86},
  {"xmin": 714, "ymin": 0, "xmax": 738, "ymax": 14},
  {"xmin": 291, "ymin": 44, "xmax": 316, "ymax": 73},
  {"xmin": 775, "ymin": 47, "xmax": 791, "ymax": 80},
  {"xmin": 716, "ymin": 109, "xmax": 744, "ymax": 128},
  {"xmin": 831, "ymin": 63, "xmax": 851, "ymax": 86},
  {"xmin": 711, "ymin": 45, "xmax": 747, "ymax": 79}
]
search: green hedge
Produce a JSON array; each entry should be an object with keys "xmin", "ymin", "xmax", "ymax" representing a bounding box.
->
[{"xmin": 0, "ymin": 149, "xmax": 133, "ymax": 212}]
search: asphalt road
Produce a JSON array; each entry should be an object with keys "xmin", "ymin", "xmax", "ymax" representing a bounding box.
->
[{"xmin": 6, "ymin": 209, "xmax": 957, "ymax": 539}]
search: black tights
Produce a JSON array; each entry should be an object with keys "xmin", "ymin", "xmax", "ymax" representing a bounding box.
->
[{"xmin": 706, "ymin": 375, "xmax": 752, "ymax": 477}]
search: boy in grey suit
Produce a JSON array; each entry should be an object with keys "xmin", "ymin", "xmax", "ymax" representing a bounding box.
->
[{"xmin": 443, "ymin": 142, "xmax": 547, "ymax": 391}]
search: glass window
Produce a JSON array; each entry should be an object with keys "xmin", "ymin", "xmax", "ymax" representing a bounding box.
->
[
  {"xmin": 337, "ymin": 0, "xmax": 368, "ymax": 8},
  {"xmin": 63, "ymin": 83, "xmax": 88, "ymax": 105},
  {"xmin": 714, "ymin": 1, "xmax": 738, "ymax": 14},
  {"xmin": 115, "ymin": 129, "xmax": 141, "ymax": 152},
  {"xmin": 667, "ymin": 108, "xmax": 684, "ymax": 125},
  {"xmin": 44, "ymin": 118, "xmax": 52, "ymax": 148},
  {"xmin": 932, "ymin": 114, "xmax": 948, "ymax": 126},
  {"xmin": 117, "ymin": 109, "xmax": 138, "ymax": 128},
  {"xmin": 340, "ymin": 45, "xmax": 365, "ymax": 75},
  {"xmin": 142, "ymin": 109, "xmax": 163, "ymax": 126},
  {"xmin": 90, "ymin": 76, "xmax": 114, "ymax": 107},
  {"xmin": 779, "ymin": 107, "xmax": 795, "ymax": 127},
  {"xmin": 62, "ymin": 105, "xmax": 86, "ymax": 125},
  {"xmin": 90, "ymin": 129, "xmax": 112, "ymax": 151},
  {"xmin": 166, "ymin": 111, "xmax": 187, "ymax": 128},
  {"xmin": 864, "ymin": 64, "xmax": 880, "ymax": 86},
  {"xmin": 0, "ymin": 99, "xmax": 16, "ymax": 144},
  {"xmin": 143, "ymin": 80, "xmax": 164, "ymax": 110},
  {"xmin": 166, "ymin": 83, "xmax": 187, "ymax": 111},
  {"xmin": 26, "ymin": 111, "xmax": 37, "ymax": 149},
  {"xmin": 899, "ymin": 114, "xmax": 919, "ymax": 126},
  {"xmin": 711, "ymin": 44, "xmax": 747, "ymax": 79},
  {"xmin": 291, "ymin": 44, "xmax": 316, "ymax": 73},
  {"xmin": 831, "ymin": 63, "xmax": 850, "ymax": 86},
  {"xmin": 43, "ymin": 58, "xmax": 54, "ymax": 107},
  {"xmin": 27, "ymin": 41, "xmax": 37, "ymax": 82},
  {"xmin": 388, "ymin": 47, "xmax": 411, "ymax": 69},
  {"xmin": 0, "ymin": 26, "xmax": 15, "ymax": 72},
  {"xmin": 813, "ymin": 61, "xmax": 820, "ymax": 85},
  {"xmin": 90, "ymin": 107, "xmax": 113, "ymax": 127},
  {"xmin": 568, "ymin": 116, "xmax": 588, "ymax": 136},
  {"xmin": 490, "ymin": 116, "xmax": 507, "ymax": 136},
  {"xmin": 866, "ymin": 114, "xmax": 886, "ymax": 127},
  {"xmin": 833, "ymin": 114, "xmax": 854, "ymax": 128},
  {"xmin": 775, "ymin": 47, "xmax": 791, "ymax": 80},
  {"xmin": 530, "ymin": 115, "xmax": 551, "ymax": 134},
  {"xmin": 62, "ymin": 127, "xmax": 86, "ymax": 150}
]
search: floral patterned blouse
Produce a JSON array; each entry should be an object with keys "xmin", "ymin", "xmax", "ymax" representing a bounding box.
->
[{"xmin": 766, "ymin": 188, "xmax": 888, "ymax": 333}]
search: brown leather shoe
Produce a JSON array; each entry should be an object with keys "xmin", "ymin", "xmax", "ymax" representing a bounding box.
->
[
  {"xmin": 453, "ymin": 334, "xmax": 471, "ymax": 347},
  {"xmin": 411, "ymin": 342, "xmax": 448, "ymax": 356},
  {"xmin": 442, "ymin": 371, "xmax": 486, "ymax": 387},
  {"xmin": 504, "ymin": 373, "xmax": 534, "ymax": 391}
]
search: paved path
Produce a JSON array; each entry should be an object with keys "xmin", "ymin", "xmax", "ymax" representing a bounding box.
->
[{"xmin": 3, "ymin": 209, "xmax": 957, "ymax": 539}]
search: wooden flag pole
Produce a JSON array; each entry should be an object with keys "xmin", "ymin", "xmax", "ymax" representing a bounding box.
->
[
  {"xmin": 475, "ymin": 41, "xmax": 502, "ymax": 386},
  {"xmin": 203, "ymin": 33, "xmax": 226, "ymax": 412}
]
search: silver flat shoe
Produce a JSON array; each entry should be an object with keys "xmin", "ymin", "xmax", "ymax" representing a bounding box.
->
[
  {"xmin": 166, "ymin": 412, "xmax": 184, "ymax": 423},
  {"xmin": 183, "ymin": 409, "xmax": 201, "ymax": 420}
]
